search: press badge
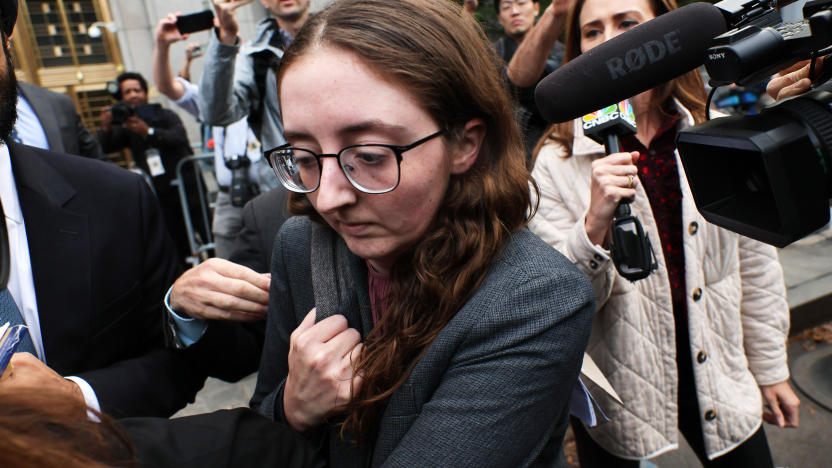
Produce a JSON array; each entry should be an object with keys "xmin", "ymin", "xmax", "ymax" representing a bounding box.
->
[{"xmin": 145, "ymin": 148, "xmax": 166, "ymax": 177}]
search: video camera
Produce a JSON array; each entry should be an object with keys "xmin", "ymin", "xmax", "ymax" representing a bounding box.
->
[
  {"xmin": 109, "ymin": 102, "xmax": 163, "ymax": 126},
  {"xmin": 677, "ymin": 0, "xmax": 832, "ymax": 247}
]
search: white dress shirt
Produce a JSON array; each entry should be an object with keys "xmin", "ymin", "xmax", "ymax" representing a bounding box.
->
[
  {"xmin": 173, "ymin": 77, "xmax": 264, "ymax": 187},
  {"xmin": 0, "ymin": 143, "xmax": 101, "ymax": 414},
  {"xmin": 13, "ymin": 91, "xmax": 50, "ymax": 150}
]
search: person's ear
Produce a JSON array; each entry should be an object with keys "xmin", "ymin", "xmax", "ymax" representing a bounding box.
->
[
  {"xmin": 450, "ymin": 118, "xmax": 486, "ymax": 175},
  {"xmin": 534, "ymin": 1, "xmax": 540, "ymax": 16}
]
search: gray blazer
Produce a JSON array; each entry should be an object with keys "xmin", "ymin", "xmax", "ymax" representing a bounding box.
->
[
  {"xmin": 198, "ymin": 19, "xmax": 286, "ymax": 150},
  {"xmin": 251, "ymin": 216, "xmax": 595, "ymax": 467},
  {"xmin": 17, "ymin": 81, "xmax": 105, "ymax": 159}
]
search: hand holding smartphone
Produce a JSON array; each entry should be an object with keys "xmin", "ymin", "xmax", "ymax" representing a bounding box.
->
[{"xmin": 176, "ymin": 10, "xmax": 215, "ymax": 35}]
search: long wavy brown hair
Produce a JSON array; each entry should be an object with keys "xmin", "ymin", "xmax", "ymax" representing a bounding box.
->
[
  {"xmin": 0, "ymin": 387, "xmax": 136, "ymax": 468},
  {"xmin": 532, "ymin": 0, "xmax": 708, "ymax": 160},
  {"xmin": 278, "ymin": 0, "xmax": 534, "ymax": 441}
]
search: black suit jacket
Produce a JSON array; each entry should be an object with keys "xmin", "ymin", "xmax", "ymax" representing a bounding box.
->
[
  {"xmin": 9, "ymin": 142, "xmax": 205, "ymax": 417},
  {"xmin": 229, "ymin": 187, "xmax": 290, "ymax": 273},
  {"xmin": 17, "ymin": 82, "xmax": 105, "ymax": 160}
]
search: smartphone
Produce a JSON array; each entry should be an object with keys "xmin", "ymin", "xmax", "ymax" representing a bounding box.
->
[{"xmin": 176, "ymin": 10, "xmax": 215, "ymax": 35}]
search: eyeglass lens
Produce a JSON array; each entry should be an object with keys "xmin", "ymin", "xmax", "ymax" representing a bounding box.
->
[{"xmin": 271, "ymin": 145, "xmax": 401, "ymax": 193}]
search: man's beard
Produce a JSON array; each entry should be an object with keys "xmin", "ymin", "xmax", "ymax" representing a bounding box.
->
[{"xmin": 0, "ymin": 46, "xmax": 17, "ymax": 145}]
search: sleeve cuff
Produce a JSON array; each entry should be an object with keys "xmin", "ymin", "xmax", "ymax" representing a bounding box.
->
[
  {"xmin": 64, "ymin": 376, "xmax": 101, "ymax": 422},
  {"xmin": 210, "ymin": 28, "xmax": 241, "ymax": 58},
  {"xmin": 567, "ymin": 213, "xmax": 612, "ymax": 277},
  {"xmin": 165, "ymin": 287, "xmax": 208, "ymax": 348}
]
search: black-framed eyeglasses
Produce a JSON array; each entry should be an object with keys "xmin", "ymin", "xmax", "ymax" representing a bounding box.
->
[{"xmin": 264, "ymin": 129, "xmax": 445, "ymax": 194}]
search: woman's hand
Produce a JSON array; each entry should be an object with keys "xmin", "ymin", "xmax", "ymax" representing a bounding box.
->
[
  {"xmin": 760, "ymin": 380, "xmax": 800, "ymax": 428},
  {"xmin": 283, "ymin": 309, "xmax": 363, "ymax": 432},
  {"xmin": 585, "ymin": 151, "xmax": 640, "ymax": 246}
]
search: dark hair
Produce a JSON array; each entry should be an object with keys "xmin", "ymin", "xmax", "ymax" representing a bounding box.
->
[
  {"xmin": 115, "ymin": 72, "xmax": 148, "ymax": 100},
  {"xmin": 533, "ymin": 0, "xmax": 708, "ymax": 160},
  {"xmin": 493, "ymin": 0, "xmax": 539, "ymax": 13},
  {"xmin": 279, "ymin": 0, "xmax": 534, "ymax": 441},
  {"xmin": 0, "ymin": 387, "xmax": 136, "ymax": 468}
]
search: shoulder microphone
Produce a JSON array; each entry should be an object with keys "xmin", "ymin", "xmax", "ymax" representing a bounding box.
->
[
  {"xmin": 535, "ymin": 2, "xmax": 728, "ymax": 124},
  {"xmin": 583, "ymin": 101, "xmax": 657, "ymax": 282}
]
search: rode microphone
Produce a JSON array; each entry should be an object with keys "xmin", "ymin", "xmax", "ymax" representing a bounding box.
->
[
  {"xmin": 583, "ymin": 101, "xmax": 657, "ymax": 281},
  {"xmin": 536, "ymin": 2, "xmax": 729, "ymax": 123}
]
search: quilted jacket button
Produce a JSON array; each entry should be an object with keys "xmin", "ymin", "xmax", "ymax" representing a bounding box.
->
[
  {"xmin": 697, "ymin": 351, "xmax": 707, "ymax": 363},
  {"xmin": 688, "ymin": 222, "xmax": 699, "ymax": 235},
  {"xmin": 593, "ymin": 253, "xmax": 603, "ymax": 262},
  {"xmin": 692, "ymin": 288, "xmax": 702, "ymax": 301},
  {"xmin": 705, "ymin": 409, "xmax": 717, "ymax": 421},
  {"xmin": 589, "ymin": 260, "xmax": 598, "ymax": 269}
]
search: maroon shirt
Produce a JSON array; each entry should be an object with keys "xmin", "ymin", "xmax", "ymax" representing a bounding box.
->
[
  {"xmin": 621, "ymin": 120, "xmax": 687, "ymax": 316},
  {"xmin": 367, "ymin": 262, "xmax": 392, "ymax": 326}
]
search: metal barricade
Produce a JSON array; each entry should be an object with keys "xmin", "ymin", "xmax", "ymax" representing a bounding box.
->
[{"xmin": 173, "ymin": 153, "xmax": 218, "ymax": 266}]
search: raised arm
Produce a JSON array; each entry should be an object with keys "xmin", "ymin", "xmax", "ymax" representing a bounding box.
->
[
  {"xmin": 506, "ymin": 0, "xmax": 572, "ymax": 87},
  {"xmin": 199, "ymin": 0, "xmax": 260, "ymax": 127},
  {"xmin": 153, "ymin": 13, "xmax": 189, "ymax": 101}
]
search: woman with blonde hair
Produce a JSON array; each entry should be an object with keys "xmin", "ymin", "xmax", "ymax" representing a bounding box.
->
[
  {"xmin": 250, "ymin": 0, "xmax": 594, "ymax": 466},
  {"xmin": 528, "ymin": 0, "xmax": 799, "ymax": 466}
]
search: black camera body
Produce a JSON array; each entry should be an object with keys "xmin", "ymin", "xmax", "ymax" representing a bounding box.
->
[
  {"xmin": 677, "ymin": 0, "xmax": 832, "ymax": 247},
  {"xmin": 109, "ymin": 102, "xmax": 162, "ymax": 126},
  {"xmin": 704, "ymin": 0, "xmax": 832, "ymax": 86},
  {"xmin": 225, "ymin": 155, "xmax": 259, "ymax": 207},
  {"xmin": 109, "ymin": 101, "xmax": 135, "ymax": 126}
]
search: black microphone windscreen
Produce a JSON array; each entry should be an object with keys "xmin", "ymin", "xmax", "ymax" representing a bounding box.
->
[{"xmin": 535, "ymin": 2, "xmax": 727, "ymax": 124}]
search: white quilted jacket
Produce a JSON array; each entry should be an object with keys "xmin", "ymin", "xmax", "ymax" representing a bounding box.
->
[{"xmin": 528, "ymin": 104, "xmax": 790, "ymax": 460}]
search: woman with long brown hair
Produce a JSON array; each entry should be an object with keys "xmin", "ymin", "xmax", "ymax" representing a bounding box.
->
[
  {"xmin": 250, "ymin": 0, "xmax": 594, "ymax": 466},
  {"xmin": 0, "ymin": 385, "xmax": 136, "ymax": 468},
  {"xmin": 528, "ymin": 0, "xmax": 799, "ymax": 466}
]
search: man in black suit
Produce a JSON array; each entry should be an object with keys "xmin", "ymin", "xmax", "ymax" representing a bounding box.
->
[
  {"xmin": 0, "ymin": 1, "xmax": 205, "ymax": 418},
  {"xmin": 15, "ymin": 81, "xmax": 105, "ymax": 159}
]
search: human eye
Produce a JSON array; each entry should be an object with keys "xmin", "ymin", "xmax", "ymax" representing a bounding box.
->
[
  {"xmin": 354, "ymin": 148, "xmax": 390, "ymax": 165},
  {"xmin": 583, "ymin": 27, "xmax": 600, "ymax": 39},
  {"xmin": 284, "ymin": 148, "xmax": 316, "ymax": 167},
  {"xmin": 621, "ymin": 19, "xmax": 640, "ymax": 31}
]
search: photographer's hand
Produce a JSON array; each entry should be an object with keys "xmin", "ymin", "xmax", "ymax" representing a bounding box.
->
[
  {"xmin": 99, "ymin": 106, "xmax": 113, "ymax": 133},
  {"xmin": 767, "ymin": 57, "xmax": 824, "ymax": 100},
  {"xmin": 125, "ymin": 116, "xmax": 149, "ymax": 137},
  {"xmin": 212, "ymin": 0, "xmax": 254, "ymax": 45},
  {"xmin": 155, "ymin": 12, "xmax": 186, "ymax": 47}
]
